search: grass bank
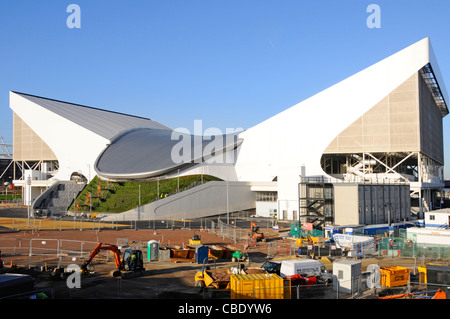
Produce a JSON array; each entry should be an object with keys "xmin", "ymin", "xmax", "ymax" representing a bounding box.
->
[{"xmin": 69, "ymin": 175, "xmax": 221, "ymax": 214}]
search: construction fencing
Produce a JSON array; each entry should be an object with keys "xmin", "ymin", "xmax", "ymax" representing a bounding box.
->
[
  {"xmin": 206, "ymin": 215, "xmax": 279, "ymax": 245},
  {"xmin": 265, "ymin": 241, "xmax": 344, "ymax": 259},
  {"xmin": 6, "ymin": 217, "xmax": 133, "ymax": 232},
  {"xmin": 208, "ymin": 219, "xmax": 249, "ymax": 244},
  {"xmin": 378, "ymin": 237, "xmax": 450, "ymax": 259},
  {"xmin": 199, "ymin": 274, "xmax": 448, "ymax": 300},
  {"xmin": 2, "ymin": 278, "xmax": 447, "ymax": 299},
  {"xmin": 4, "ymin": 216, "xmax": 216, "ymax": 232},
  {"xmin": 0, "ymin": 237, "xmax": 151, "ymax": 269},
  {"xmin": 1, "ymin": 235, "xmax": 448, "ymax": 299}
]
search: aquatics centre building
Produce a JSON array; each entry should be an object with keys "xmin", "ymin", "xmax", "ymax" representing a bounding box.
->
[{"xmin": 8, "ymin": 37, "xmax": 449, "ymax": 228}]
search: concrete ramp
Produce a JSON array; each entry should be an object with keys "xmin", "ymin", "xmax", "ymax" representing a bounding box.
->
[{"xmin": 99, "ymin": 181, "xmax": 255, "ymax": 221}]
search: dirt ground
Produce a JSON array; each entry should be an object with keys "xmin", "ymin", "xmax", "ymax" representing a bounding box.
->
[
  {"xmin": 0, "ymin": 224, "xmax": 434, "ymax": 299},
  {"xmin": 0, "ymin": 225, "xmax": 275, "ymax": 299},
  {"xmin": 0, "ymin": 227, "xmax": 238, "ymax": 249}
]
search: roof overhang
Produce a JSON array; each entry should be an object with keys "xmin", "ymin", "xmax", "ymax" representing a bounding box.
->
[{"xmin": 94, "ymin": 127, "xmax": 243, "ymax": 181}]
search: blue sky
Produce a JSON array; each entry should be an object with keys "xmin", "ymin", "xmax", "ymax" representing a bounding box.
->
[{"xmin": 1, "ymin": 1, "xmax": 449, "ymax": 178}]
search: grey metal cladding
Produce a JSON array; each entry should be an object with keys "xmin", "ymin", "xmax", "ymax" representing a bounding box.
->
[
  {"xmin": 94, "ymin": 127, "xmax": 243, "ymax": 179},
  {"xmin": 15, "ymin": 92, "xmax": 171, "ymax": 139}
]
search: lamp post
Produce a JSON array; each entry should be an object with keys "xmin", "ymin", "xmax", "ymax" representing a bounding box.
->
[
  {"xmin": 27, "ymin": 176, "xmax": 31, "ymax": 227},
  {"xmin": 4, "ymin": 182, "xmax": 8, "ymax": 202},
  {"xmin": 137, "ymin": 184, "xmax": 141, "ymax": 229},
  {"xmin": 226, "ymin": 180, "xmax": 229, "ymax": 225}
]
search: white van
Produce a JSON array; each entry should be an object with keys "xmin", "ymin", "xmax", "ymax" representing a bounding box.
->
[
  {"xmin": 261, "ymin": 259, "xmax": 333, "ymax": 284},
  {"xmin": 280, "ymin": 259, "xmax": 324, "ymax": 277}
]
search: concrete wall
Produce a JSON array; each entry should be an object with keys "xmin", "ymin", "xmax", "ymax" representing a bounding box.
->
[
  {"xmin": 13, "ymin": 113, "xmax": 57, "ymax": 161},
  {"xmin": 419, "ymin": 71, "xmax": 444, "ymax": 164},
  {"xmin": 334, "ymin": 183, "xmax": 411, "ymax": 226},
  {"xmin": 99, "ymin": 181, "xmax": 255, "ymax": 221},
  {"xmin": 334, "ymin": 184, "xmax": 359, "ymax": 225},
  {"xmin": 255, "ymin": 201, "xmax": 277, "ymax": 218},
  {"xmin": 324, "ymin": 73, "xmax": 421, "ymax": 155}
]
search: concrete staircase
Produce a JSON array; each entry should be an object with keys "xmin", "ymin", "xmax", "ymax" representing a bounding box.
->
[{"xmin": 33, "ymin": 181, "xmax": 85, "ymax": 216}]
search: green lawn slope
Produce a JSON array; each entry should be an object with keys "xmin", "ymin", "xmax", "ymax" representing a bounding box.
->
[{"xmin": 69, "ymin": 175, "xmax": 221, "ymax": 214}]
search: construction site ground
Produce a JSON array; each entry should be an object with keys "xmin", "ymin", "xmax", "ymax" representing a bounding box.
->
[{"xmin": 0, "ymin": 218, "xmax": 433, "ymax": 300}]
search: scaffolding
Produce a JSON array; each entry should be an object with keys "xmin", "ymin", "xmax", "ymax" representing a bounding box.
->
[
  {"xmin": 321, "ymin": 151, "xmax": 444, "ymax": 219},
  {"xmin": 0, "ymin": 136, "xmax": 14, "ymax": 182},
  {"xmin": 298, "ymin": 176, "xmax": 334, "ymax": 228}
]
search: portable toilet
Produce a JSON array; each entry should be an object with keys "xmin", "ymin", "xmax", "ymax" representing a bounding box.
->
[
  {"xmin": 147, "ymin": 240, "xmax": 159, "ymax": 261},
  {"xmin": 195, "ymin": 245, "xmax": 209, "ymax": 264}
]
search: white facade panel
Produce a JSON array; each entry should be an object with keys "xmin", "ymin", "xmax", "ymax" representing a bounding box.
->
[
  {"xmin": 255, "ymin": 201, "xmax": 277, "ymax": 218},
  {"xmin": 10, "ymin": 92, "xmax": 109, "ymax": 182},
  {"xmin": 234, "ymin": 38, "xmax": 440, "ymax": 220},
  {"xmin": 416, "ymin": 232, "xmax": 450, "ymax": 245}
]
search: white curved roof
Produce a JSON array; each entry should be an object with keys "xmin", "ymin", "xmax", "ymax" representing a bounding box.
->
[
  {"xmin": 234, "ymin": 37, "xmax": 448, "ymax": 184},
  {"xmin": 94, "ymin": 127, "xmax": 243, "ymax": 180},
  {"xmin": 9, "ymin": 91, "xmax": 171, "ymax": 181},
  {"xmin": 12, "ymin": 92, "xmax": 170, "ymax": 140}
]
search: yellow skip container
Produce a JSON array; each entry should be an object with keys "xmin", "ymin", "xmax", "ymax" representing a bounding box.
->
[
  {"xmin": 230, "ymin": 273, "xmax": 291, "ymax": 299},
  {"xmin": 380, "ymin": 266, "xmax": 410, "ymax": 287}
]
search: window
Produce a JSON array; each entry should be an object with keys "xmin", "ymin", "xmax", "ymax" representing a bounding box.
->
[
  {"xmin": 429, "ymin": 215, "xmax": 435, "ymax": 220},
  {"xmin": 324, "ymin": 187, "xmax": 333, "ymax": 199},
  {"xmin": 256, "ymin": 192, "xmax": 278, "ymax": 202}
]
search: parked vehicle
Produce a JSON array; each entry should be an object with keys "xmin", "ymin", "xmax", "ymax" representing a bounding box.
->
[
  {"xmin": 261, "ymin": 259, "xmax": 333, "ymax": 285},
  {"xmin": 250, "ymin": 222, "xmax": 265, "ymax": 242}
]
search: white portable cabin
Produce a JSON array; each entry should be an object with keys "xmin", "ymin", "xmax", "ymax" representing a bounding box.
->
[
  {"xmin": 424, "ymin": 209, "xmax": 450, "ymax": 228},
  {"xmin": 406, "ymin": 227, "xmax": 450, "ymax": 246},
  {"xmin": 332, "ymin": 260, "xmax": 362, "ymax": 294}
]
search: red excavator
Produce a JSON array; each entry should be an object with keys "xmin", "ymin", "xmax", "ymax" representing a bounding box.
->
[
  {"xmin": 81, "ymin": 243, "xmax": 145, "ymax": 278},
  {"xmin": 250, "ymin": 222, "xmax": 265, "ymax": 242}
]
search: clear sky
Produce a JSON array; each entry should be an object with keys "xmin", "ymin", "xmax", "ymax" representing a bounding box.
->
[{"xmin": 1, "ymin": 1, "xmax": 449, "ymax": 178}]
